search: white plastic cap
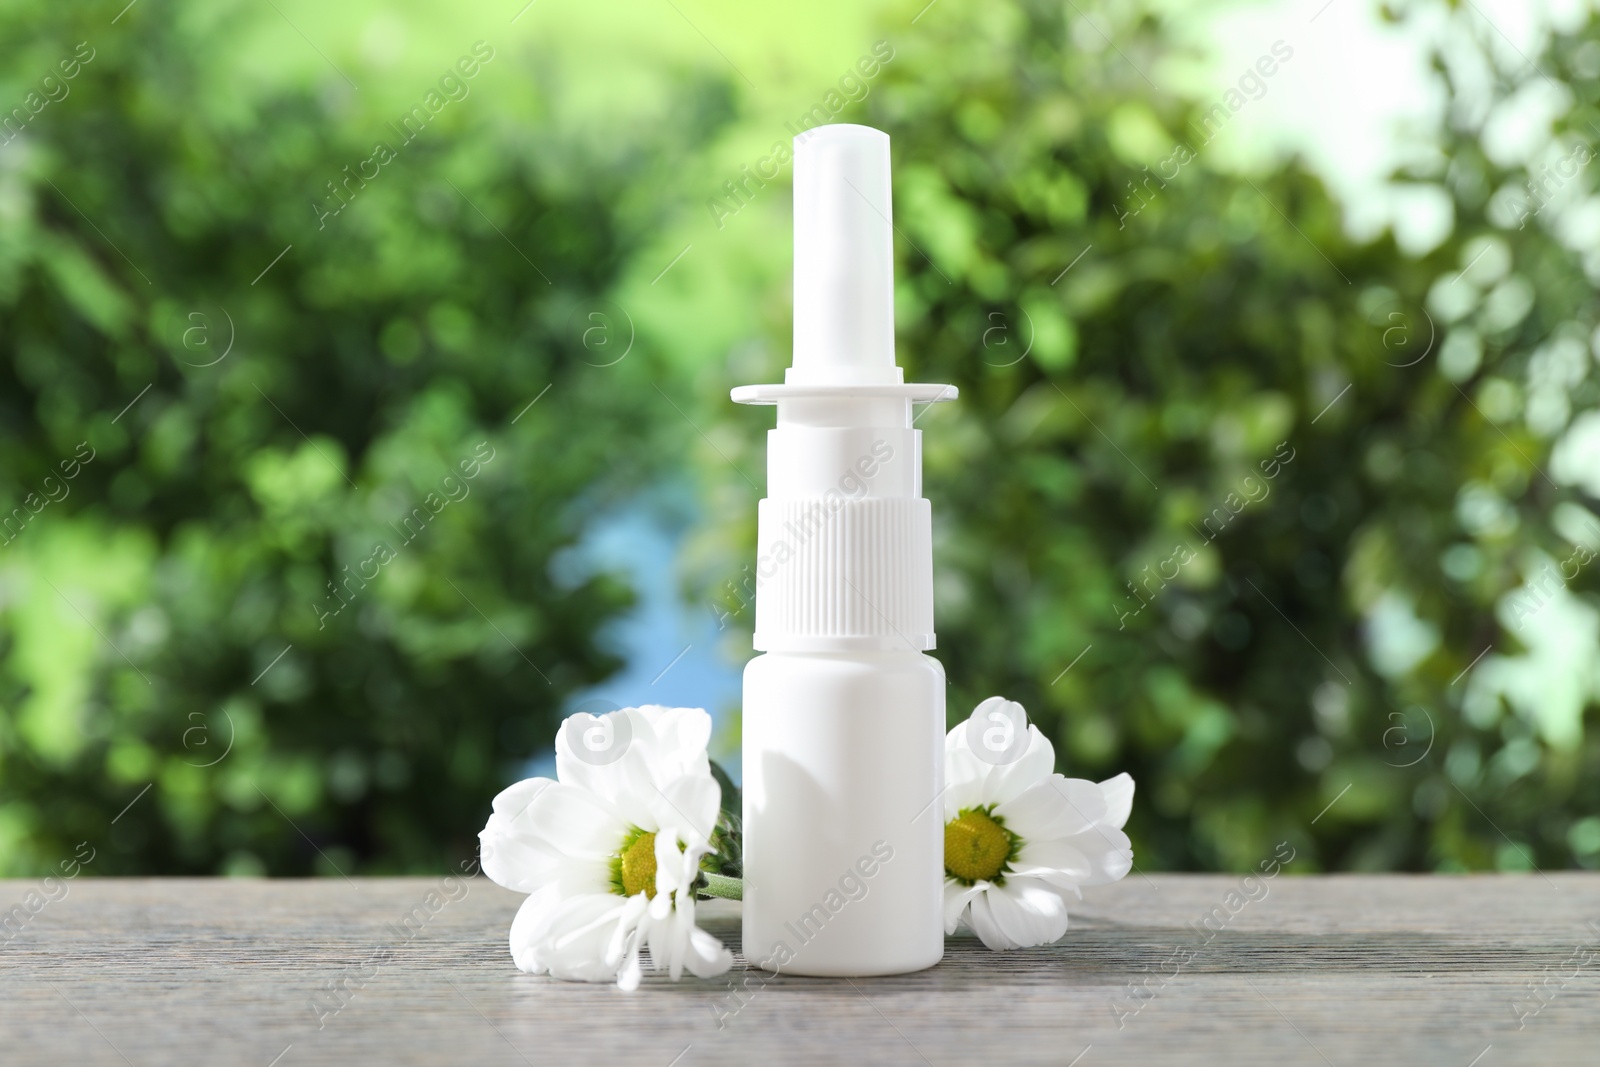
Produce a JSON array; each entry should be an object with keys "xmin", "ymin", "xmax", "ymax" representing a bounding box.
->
[{"xmin": 790, "ymin": 124, "xmax": 901, "ymax": 386}]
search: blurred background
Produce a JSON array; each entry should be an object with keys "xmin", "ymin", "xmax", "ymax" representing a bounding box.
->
[{"xmin": 2, "ymin": 0, "xmax": 1597, "ymax": 878}]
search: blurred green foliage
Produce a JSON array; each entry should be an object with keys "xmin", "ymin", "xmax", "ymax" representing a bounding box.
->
[
  {"xmin": 2, "ymin": 0, "xmax": 1597, "ymax": 877},
  {"xmin": 0, "ymin": 2, "xmax": 733, "ymax": 874},
  {"xmin": 896, "ymin": 0, "xmax": 1600, "ymax": 871},
  {"xmin": 696, "ymin": 0, "xmax": 1600, "ymax": 873}
]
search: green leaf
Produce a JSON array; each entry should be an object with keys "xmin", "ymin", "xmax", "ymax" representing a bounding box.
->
[{"xmin": 699, "ymin": 872, "xmax": 743, "ymax": 901}]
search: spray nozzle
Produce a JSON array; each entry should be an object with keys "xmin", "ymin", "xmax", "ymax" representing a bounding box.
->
[
  {"xmin": 790, "ymin": 124, "xmax": 901, "ymax": 387},
  {"xmin": 732, "ymin": 123, "xmax": 954, "ymax": 410}
]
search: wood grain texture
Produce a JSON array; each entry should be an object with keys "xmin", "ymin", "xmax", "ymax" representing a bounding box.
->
[{"xmin": 1, "ymin": 875, "xmax": 1596, "ymax": 1066}]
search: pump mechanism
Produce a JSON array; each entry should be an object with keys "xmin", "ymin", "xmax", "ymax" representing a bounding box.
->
[
  {"xmin": 731, "ymin": 123, "xmax": 958, "ymax": 406},
  {"xmin": 733, "ymin": 122, "xmax": 956, "ymax": 652}
]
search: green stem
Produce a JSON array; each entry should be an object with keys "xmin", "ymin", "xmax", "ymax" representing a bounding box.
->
[{"xmin": 699, "ymin": 872, "xmax": 744, "ymax": 901}]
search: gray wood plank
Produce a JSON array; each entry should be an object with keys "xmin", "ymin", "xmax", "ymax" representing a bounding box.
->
[{"xmin": 1, "ymin": 875, "xmax": 1596, "ymax": 1065}]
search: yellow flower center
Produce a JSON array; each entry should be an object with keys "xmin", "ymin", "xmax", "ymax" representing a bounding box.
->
[
  {"xmin": 618, "ymin": 830, "xmax": 658, "ymax": 898},
  {"xmin": 944, "ymin": 807, "xmax": 1014, "ymax": 884}
]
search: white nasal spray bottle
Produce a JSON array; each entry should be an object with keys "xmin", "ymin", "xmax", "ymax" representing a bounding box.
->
[{"xmin": 733, "ymin": 123, "xmax": 955, "ymax": 977}]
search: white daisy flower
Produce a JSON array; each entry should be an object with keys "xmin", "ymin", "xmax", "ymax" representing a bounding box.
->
[
  {"xmin": 479, "ymin": 705, "xmax": 734, "ymax": 990},
  {"xmin": 943, "ymin": 697, "xmax": 1135, "ymax": 950}
]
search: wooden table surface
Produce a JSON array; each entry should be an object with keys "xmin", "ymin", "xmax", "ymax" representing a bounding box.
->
[{"xmin": 2, "ymin": 875, "xmax": 1596, "ymax": 1065}]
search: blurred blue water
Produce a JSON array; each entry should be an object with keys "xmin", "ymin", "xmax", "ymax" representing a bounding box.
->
[{"xmin": 523, "ymin": 493, "xmax": 745, "ymax": 784}]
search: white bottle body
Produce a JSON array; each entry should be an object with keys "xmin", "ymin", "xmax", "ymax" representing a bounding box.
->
[{"xmin": 741, "ymin": 650, "xmax": 945, "ymax": 977}]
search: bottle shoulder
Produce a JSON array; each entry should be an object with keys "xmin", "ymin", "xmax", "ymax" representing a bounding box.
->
[{"xmin": 744, "ymin": 650, "xmax": 945, "ymax": 683}]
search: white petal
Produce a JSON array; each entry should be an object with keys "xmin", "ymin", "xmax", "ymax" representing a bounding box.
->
[
  {"xmin": 1099, "ymin": 773, "xmax": 1135, "ymax": 829},
  {"xmin": 603, "ymin": 893, "xmax": 651, "ymax": 967},
  {"xmin": 684, "ymin": 923, "xmax": 734, "ymax": 979},
  {"xmin": 489, "ymin": 777, "xmax": 553, "ymax": 820},
  {"xmin": 946, "ymin": 698, "xmax": 1020, "ymax": 790},
  {"xmin": 554, "ymin": 710, "xmax": 648, "ymax": 813},
  {"xmin": 1009, "ymin": 837, "xmax": 1094, "ymax": 887},
  {"xmin": 632, "ymin": 886, "xmax": 732, "ymax": 985},
  {"xmin": 606, "ymin": 707, "xmax": 709, "ymax": 809},
  {"xmin": 651, "ymin": 772, "xmax": 721, "ymax": 846},
  {"xmin": 991, "ymin": 776, "xmax": 1134, "ymax": 891},
  {"xmin": 964, "ymin": 889, "xmax": 1016, "ymax": 950},
  {"xmin": 943, "ymin": 727, "xmax": 992, "ymax": 816},
  {"xmin": 633, "ymin": 705, "xmax": 714, "ymax": 776},
  {"xmin": 555, "ymin": 706, "xmax": 722, "ymax": 839},
  {"xmin": 986, "ymin": 879, "xmax": 1070, "ymax": 948},
  {"xmin": 510, "ymin": 891, "xmax": 641, "ymax": 984},
  {"xmin": 666, "ymin": 900, "xmax": 694, "ymax": 980},
  {"xmin": 1074, "ymin": 826, "xmax": 1134, "ymax": 887},
  {"xmin": 942, "ymin": 880, "xmax": 986, "ymax": 934},
  {"xmin": 985, "ymin": 725, "xmax": 1055, "ymax": 806},
  {"xmin": 479, "ymin": 779, "xmax": 621, "ymax": 895},
  {"xmin": 637, "ymin": 899, "xmax": 675, "ymax": 981},
  {"xmin": 613, "ymin": 906, "xmax": 646, "ymax": 993},
  {"xmin": 507, "ymin": 886, "xmax": 562, "ymax": 974},
  {"xmin": 557, "ymin": 707, "xmax": 712, "ymax": 798},
  {"xmin": 552, "ymin": 895, "xmax": 643, "ymax": 966},
  {"xmin": 993, "ymin": 775, "xmax": 1105, "ymax": 840},
  {"xmin": 616, "ymin": 951, "xmax": 642, "ymax": 992},
  {"xmin": 943, "ymin": 720, "xmax": 1055, "ymax": 818}
]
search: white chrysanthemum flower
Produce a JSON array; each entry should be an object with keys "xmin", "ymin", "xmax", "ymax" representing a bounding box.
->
[
  {"xmin": 479, "ymin": 705, "xmax": 734, "ymax": 990},
  {"xmin": 943, "ymin": 697, "xmax": 1135, "ymax": 950}
]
